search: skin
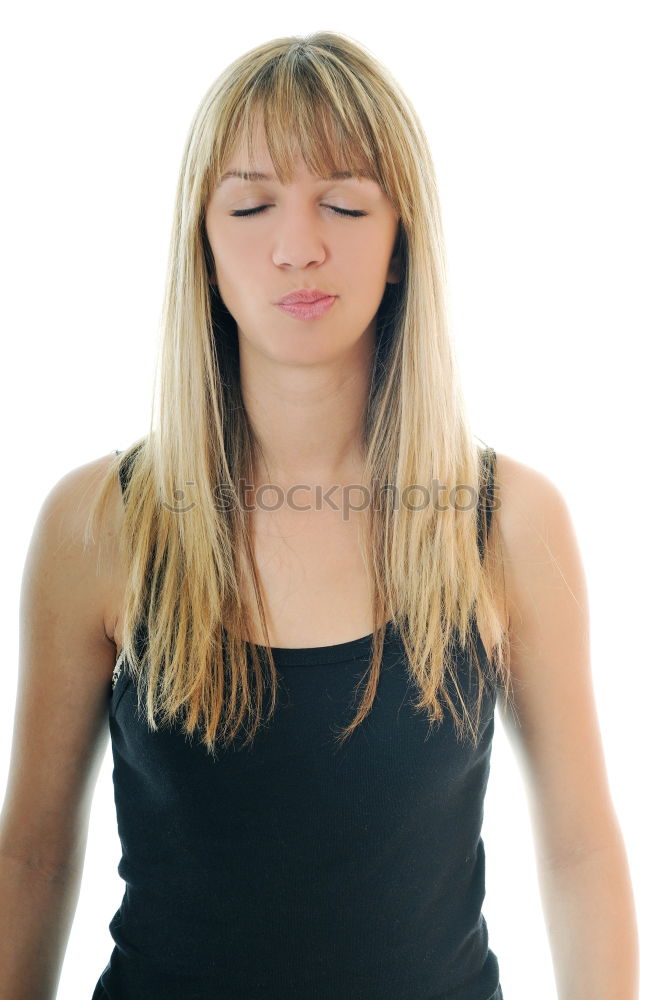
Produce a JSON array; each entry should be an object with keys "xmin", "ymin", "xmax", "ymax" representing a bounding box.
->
[
  {"xmin": 0, "ymin": 123, "xmax": 637, "ymax": 997},
  {"xmin": 204, "ymin": 120, "xmax": 403, "ymax": 492}
]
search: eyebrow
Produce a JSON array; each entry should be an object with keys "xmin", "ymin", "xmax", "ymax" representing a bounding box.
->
[{"xmin": 218, "ymin": 169, "xmax": 362, "ymax": 185}]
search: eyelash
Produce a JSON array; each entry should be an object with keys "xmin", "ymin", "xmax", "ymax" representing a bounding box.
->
[{"xmin": 230, "ymin": 205, "xmax": 367, "ymax": 219}]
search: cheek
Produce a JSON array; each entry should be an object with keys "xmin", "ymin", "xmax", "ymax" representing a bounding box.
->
[
  {"xmin": 207, "ymin": 230, "xmax": 251, "ymax": 281},
  {"xmin": 343, "ymin": 227, "xmax": 390, "ymax": 268},
  {"xmin": 214, "ymin": 232, "xmax": 264, "ymax": 282},
  {"xmin": 215, "ymin": 260, "xmax": 264, "ymax": 312}
]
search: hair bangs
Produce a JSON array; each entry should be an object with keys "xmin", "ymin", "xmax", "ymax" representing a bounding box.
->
[{"xmin": 209, "ymin": 65, "xmax": 388, "ymax": 200}]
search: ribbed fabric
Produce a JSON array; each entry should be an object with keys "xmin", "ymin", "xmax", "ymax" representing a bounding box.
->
[{"xmin": 92, "ymin": 448, "xmax": 503, "ymax": 1000}]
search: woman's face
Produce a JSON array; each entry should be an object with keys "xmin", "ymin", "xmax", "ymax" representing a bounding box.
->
[{"xmin": 204, "ymin": 121, "xmax": 402, "ymax": 365}]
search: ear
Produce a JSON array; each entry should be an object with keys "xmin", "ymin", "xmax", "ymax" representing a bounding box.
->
[
  {"xmin": 386, "ymin": 223, "xmax": 405, "ymax": 284},
  {"xmin": 386, "ymin": 254, "xmax": 403, "ymax": 285}
]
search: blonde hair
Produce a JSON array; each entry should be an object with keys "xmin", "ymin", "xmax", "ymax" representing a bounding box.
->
[{"xmin": 85, "ymin": 31, "xmax": 512, "ymax": 758}]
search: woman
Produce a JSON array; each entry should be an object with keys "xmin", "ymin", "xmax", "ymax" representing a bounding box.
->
[{"xmin": 0, "ymin": 31, "xmax": 638, "ymax": 1000}]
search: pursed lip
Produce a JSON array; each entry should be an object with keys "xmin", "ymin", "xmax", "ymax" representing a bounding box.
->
[{"xmin": 277, "ymin": 288, "xmax": 336, "ymax": 306}]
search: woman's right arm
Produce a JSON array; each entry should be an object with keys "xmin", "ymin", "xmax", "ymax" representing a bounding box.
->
[{"xmin": 0, "ymin": 454, "xmax": 123, "ymax": 1000}]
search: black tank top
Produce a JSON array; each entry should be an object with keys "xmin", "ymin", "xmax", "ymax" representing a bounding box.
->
[{"xmin": 93, "ymin": 448, "xmax": 503, "ymax": 1000}]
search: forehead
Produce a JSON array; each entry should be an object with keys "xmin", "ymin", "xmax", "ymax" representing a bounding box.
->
[
  {"xmin": 217, "ymin": 117, "xmax": 377, "ymax": 187},
  {"xmin": 217, "ymin": 167, "xmax": 369, "ymax": 187}
]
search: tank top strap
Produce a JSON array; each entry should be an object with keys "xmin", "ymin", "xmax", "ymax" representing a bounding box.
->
[
  {"xmin": 476, "ymin": 446, "xmax": 497, "ymax": 564},
  {"xmin": 115, "ymin": 446, "xmax": 142, "ymax": 504},
  {"xmin": 114, "ymin": 448, "xmax": 128, "ymax": 501}
]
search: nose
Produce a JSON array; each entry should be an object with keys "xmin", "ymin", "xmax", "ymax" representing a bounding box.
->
[{"xmin": 272, "ymin": 210, "xmax": 327, "ymax": 270}]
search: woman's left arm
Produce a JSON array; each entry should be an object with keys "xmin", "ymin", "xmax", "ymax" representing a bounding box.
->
[{"xmin": 493, "ymin": 454, "xmax": 639, "ymax": 1000}]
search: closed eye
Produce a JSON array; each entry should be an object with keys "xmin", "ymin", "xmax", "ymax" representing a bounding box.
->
[{"xmin": 230, "ymin": 205, "xmax": 367, "ymax": 219}]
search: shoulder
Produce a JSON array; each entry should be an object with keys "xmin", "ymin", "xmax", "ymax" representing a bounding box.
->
[
  {"xmin": 486, "ymin": 450, "xmax": 584, "ymax": 632},
  {"xmin": 491, "ymin": 451, "xmax": 576, "ymax": 569},
  {"xmin": 38, "ymin": 451, "xmax": 125, "ymax": 545},
  {"xmin": 491, "ymin": 449, "xmax": 590, "ymax": 688},
  {"xmin": 32, "ymin": 450, "xmax": 126, "ymax": 639},
  {"xmin": 492, "ymin": 450, "xmax": 569, "ymax": 522},
  {"xmin": 43, "ymin": 450, "xmax": 123, "ymax": 511}
]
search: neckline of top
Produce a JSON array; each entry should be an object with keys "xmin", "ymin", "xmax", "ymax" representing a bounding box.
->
[
  {"xmin": 246, "ymin": 618, "xmax": 397, "ymax": 666},
  {"xmin": 113, "ymin": 619, "xmax": 398, "ymax": 675}
]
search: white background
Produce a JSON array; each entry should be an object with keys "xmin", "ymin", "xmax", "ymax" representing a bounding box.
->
[{"xmin": 1, "ymin": 2, "xmax": 661, "ymax": 997}]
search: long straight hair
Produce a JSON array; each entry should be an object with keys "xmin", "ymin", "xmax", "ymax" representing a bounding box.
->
[{"xmin": 85, "ymin": 31, "xmax": 512, "ymax": 758}]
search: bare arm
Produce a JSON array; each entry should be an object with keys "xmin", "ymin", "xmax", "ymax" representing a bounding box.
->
[
  {"xmin": 494, "ymin": 453, "xmax": 639, "ymax": 999},
  {"xmin": 0, "ymin": 854, "xmax": 87, "ymax": 1000},
  {"xmin": 0, "ymin": 453, "xmax": 123, "ymax": 1000},
  {"xmin": 536, "ymin": 839, "xmax": 639, "ymax": 1000}
]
